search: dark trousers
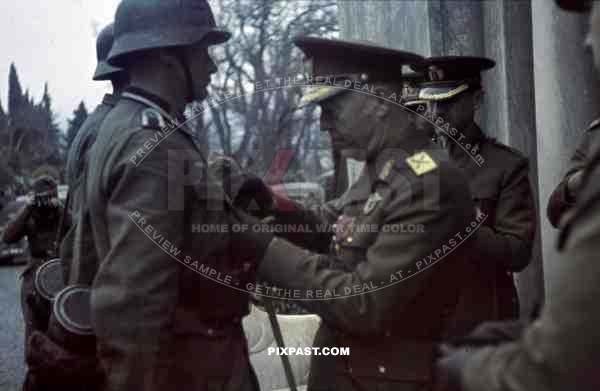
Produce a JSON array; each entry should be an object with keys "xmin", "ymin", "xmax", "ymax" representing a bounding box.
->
[{"xmin": 21, "ymin": 265, "xmax": 50, "ymax": 391}]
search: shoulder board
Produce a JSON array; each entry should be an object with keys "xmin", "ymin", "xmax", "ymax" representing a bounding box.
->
[
  {"xmin": 140, "ymin": 107, "xmax": 166, "ymax": 129},
  {"xmin": 487, "ymin": 138, "xmax": 527, "ymax": 159},
  {"xmin": 586, "ymin": 118, "xmax": 600, "ymax": 132},
  {"xmin": 405, "ymin": 151, "xmax": 439, "ymax": 176}
]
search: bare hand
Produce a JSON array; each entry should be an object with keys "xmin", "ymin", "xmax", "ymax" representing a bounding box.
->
[{"xmin": 567, "ymin": 169, "xmax": 584, "ymax": 199}]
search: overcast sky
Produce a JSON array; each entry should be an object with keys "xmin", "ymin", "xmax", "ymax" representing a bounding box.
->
[{"xmin": 0, "ymin": 0, "xmax": 121, "ymax": 129}]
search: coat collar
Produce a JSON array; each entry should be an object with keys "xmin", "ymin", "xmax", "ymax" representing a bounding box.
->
[{"xmin": 122, "ymin": 87, "xmax": 194, "ymax": 138}]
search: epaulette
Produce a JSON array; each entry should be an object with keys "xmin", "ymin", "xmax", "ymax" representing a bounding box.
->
[
  {"xmin": 140, "ymin": 107, "xmax": 166, "ymax": 129},
  {"xmin": 405, "ymin": 151, "xmax": 439, "ymax": 176},
  {"xmin": 487, "ymin": 138, "xmax": 527, "ymax": 160},
  {"xmin": 586, "ymin": 117, "xmax": 600, "ymax": 132}
]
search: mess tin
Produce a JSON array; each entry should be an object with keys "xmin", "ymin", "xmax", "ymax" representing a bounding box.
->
[
  {"xmin": 48, "ymin": 285, "xmax": 95, "ymax": 354},
  {"xmin": 33, "ymin": 258, "xmax": 65, "ymax": 320}
]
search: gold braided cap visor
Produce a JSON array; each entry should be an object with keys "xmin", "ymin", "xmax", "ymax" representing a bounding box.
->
[
  {"xmin": 417, "ymin": 83, "xmax": 470, "ymax": 101},
  {"xmin": 298, "ymin": 72, "xmax": 425, "ymax": 108}
]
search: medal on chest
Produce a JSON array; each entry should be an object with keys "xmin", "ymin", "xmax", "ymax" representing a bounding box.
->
[
  {"xmin": 363, "ymin": 192, "xmax": 383, "ymax": 215},
  {"xmin": 332, "ymin": 215, "xmax": 355, "ymax": 253}
]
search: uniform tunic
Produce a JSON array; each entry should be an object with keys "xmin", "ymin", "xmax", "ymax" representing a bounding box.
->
[
  {"xmin": 80, "ymin": 88, "xmax": 257, "ymax": 391},
  {"xmin": 546, "ymin": 118, "xmax": 600, "ymax": 228},
  {"xmin": 60, "ymin": 93, "xmax": 118, "ymax": 282},
  {"xmin": 445, "ymin": 129, "xmax": 536, "ymax": 330},
  {"xmin": 259, "ymin": 139, "xmax": 476, "ymax": 391}
]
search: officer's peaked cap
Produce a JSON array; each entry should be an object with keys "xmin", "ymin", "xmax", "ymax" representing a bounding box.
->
[
  {"xmin": 412, "ymin": 56, "xmax": 495, "ymax": 102},
  {"xmin": 293, "ymin": 36, "xmax": 425, "ymax": 107}
]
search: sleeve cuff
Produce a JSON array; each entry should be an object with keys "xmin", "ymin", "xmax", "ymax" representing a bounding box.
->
[{"xmin": 258, "ymin": 237, "xmax": 311, "ymax": 291}]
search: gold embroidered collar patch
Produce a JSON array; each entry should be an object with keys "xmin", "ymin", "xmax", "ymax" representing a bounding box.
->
[{"xmin": 406, "ymin": 151, "xmax": 438, "ymax": 176}]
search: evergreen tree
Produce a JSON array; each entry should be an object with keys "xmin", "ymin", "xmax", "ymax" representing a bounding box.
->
[
  {"xmin": 0, "ymin": 99, "xmax": 7, "ymax": 130},
  {"xmin": 66, "ymin": 101, "xmax": 88, "ymax": 151},
  {"xmin": 38, "ymin": 82, "xmax": 62, "ymax": 163},
  {"xmin": 8, "ymin": 63, "xmax": 24, "ymax": 127}
]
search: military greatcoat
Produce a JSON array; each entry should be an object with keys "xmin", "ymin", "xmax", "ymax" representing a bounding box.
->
[
  {"xmin": 444, "ymin": 129, "xmax": 535, "ymax": 331},
  {"xmin": 79, "ymin": 87, "xmax": 257, "ymax": 391},
  {"xmin": 259, "ymin": 138, "xmax": 476, "ymax": 391}
]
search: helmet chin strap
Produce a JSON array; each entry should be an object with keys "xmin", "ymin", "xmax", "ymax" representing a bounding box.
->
[{"xmin": 174, "ymin": 50, "xmax": 195, "ymax": 105}]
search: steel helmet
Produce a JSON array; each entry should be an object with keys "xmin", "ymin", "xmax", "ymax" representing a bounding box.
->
[
  {"xmin": 93, "ymin": 23, "xmax": 125, "ymax": 81},
  {"xmin": 107, "ymin": 0, "xmax": 231, "ymax": 67}
]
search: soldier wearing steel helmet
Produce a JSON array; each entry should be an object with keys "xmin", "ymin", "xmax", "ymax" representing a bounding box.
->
[
  {"xmin": 77, "ymin": 1, "xmax": 271, "ymax": 390},
  {"xmin": 59, "ymin": 22, "xmax": 129, "ymax": 285},
  {"xmin": 435, "ymin": 1, "xmax": 600, "ymax": 390}
]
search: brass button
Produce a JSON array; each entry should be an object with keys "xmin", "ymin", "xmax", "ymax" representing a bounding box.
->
[
  {"xmin": 378, "ymin": 365, "xmax": 386, "ymax": 374},
  {"xmin": 346, "ymin": 237, "xmax": 353, "ymax": 243}
]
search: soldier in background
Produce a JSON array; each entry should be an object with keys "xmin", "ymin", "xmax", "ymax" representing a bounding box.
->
[
  {"xmin": 2, "ymin": 175, "xmax": 64, "ymax": 390},
  {"xmin": 59, "ymin": 22, "xmax": 128, "ymax": 282},
  {"xmin": 413, "ymin": 57, "xmax": 536, "ymax": 331},
  {"xmin": 436, "ymin": 1, "xmax": 600, "ymax": 390},
  {"xmin": 230, "ymin": 36, "xmax": 476, "ymax": 391},
  {"xmin": 77, "ymin": 0, "xmax": 269, "ymax": 389},
  {"xmin": 546, "ymin": 118, "xmax": 599, "ymax": 228}
]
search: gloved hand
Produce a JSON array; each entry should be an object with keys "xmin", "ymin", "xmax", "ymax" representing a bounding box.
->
[
  {"xmin": 434, "ymin": 344, "xmax": 473, "ymax": 391},
  {"xmin": 26, "ymin": 330, "xmax": 103, "ymax": 386},
  {"xmin": 445, "ymin": 319, "xmax": 526, "ymax": 347},
  {"xmin": 223, "ymin": 173, "xmax": 276, "ymax": 219},
  {"xmin": 229, "ymin": 207, "xmax": 275, "ymax": 269}
]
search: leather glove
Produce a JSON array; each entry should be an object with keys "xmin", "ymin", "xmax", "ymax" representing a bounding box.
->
[
  {"xmin": 445, "ymin": 319, "xmax": 526, "ymax": 347},
  {"xmin": 223, "ymin": 173, "xmax": 276, "ymax": 219},
  {"xmin": 434, "ymin": 344, "xmax": 473, "ymax": 391},
  {"xmin": 26, "ymin": 330, "xmax": 103, "ymax": 386},
  {"xmin": 229, "ymin": 207, "xmax": 275, "ymax": 269}
]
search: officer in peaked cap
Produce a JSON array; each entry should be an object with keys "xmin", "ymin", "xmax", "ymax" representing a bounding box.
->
[
  {"xmin": 410, "ymin": 56, "xmax": 495, "ymax": 146},
  {"xmin": 435, "ymin": 2, "xmax": 600, "ymax": 390},
  {"xmin": 228, "ymin": 36, "xmax": 476, "ymax": 391},
  {"xmin": 413, "ymin": 56, "xmax": 536, "ymax": 332},
  {"xmin": 76, "ymin": 1, "xmax": 270, "ymax": 390}
]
